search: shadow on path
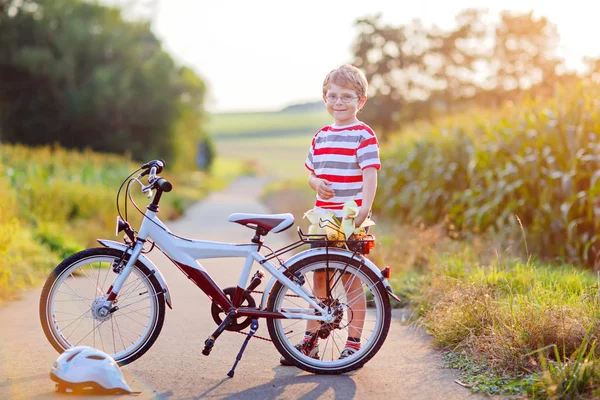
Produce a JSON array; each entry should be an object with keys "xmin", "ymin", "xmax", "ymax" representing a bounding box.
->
[{"xmin": 153, "ymin": 366, "xmax": 357, "ymax": 400}]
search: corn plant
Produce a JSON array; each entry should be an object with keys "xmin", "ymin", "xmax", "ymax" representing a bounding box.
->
[{"xmin": 378, "ymin": 79, "xmax": 600, "ymax": 265}]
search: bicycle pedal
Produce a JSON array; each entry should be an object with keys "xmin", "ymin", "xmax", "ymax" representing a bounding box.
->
[{"xmin": 202, "ymin": 338, "xmax": 215, "ymax": 356}]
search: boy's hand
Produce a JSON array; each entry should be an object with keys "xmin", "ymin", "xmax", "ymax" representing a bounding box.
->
[
  {"xmin": 354, "ymin": 211, "xmax": 368, "ymax": 228},
  {"xmin": 316, "ymin": 179, "xmax": 335, "ymax": 200}
]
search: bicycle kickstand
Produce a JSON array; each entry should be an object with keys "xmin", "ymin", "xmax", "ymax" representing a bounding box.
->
[
  {"xmin": 203, "ymin": 310, "xmax": 236, "ymax": 356},
  {"xmin": 227, "ymin": 319, "xmax": 259, "ymax": 378}
]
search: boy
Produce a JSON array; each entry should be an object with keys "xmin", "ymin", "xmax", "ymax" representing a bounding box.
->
[{"xmin": 280, "ymin": 64, "xmax": 380, "ymax": 364}]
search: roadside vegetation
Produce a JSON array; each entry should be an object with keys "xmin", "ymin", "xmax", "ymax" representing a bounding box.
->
[
  {"xmin": 208, "ymin": 109, "xmax": 330, "ymax": 180},
  {"xmin": 0, "ymin": 0, "xmax": 221, "ymax": 302},
  {"xmin": 207, "ymin": 109, "xmax": 330, "ymax": 137},
  {"xmin": 0, "ymin": 144, "xmax": 245, "ymax": 302}
]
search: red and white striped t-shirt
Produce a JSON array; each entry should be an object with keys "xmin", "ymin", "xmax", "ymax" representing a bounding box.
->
[{"xmin": 305, "ymin": 121, "xmax": 381, "ymax": 217}]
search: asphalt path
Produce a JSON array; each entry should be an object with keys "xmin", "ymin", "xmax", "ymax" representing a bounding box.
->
[{"xmin": 0, "ymin": 176, "xmax": 483, "ymax": 399}]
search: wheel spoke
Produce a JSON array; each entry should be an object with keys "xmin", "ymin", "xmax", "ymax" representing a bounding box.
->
[
  {"xmin": 111, "ymin": 317, "xmax": 117, "ymax": 355},
  {"xmin": 117, "ymin": 291, "xmax": 162, "ymax": 310},
  {"xmin": 76, "ymin": 267, "xmax": 106, "ymax": 297},
  {"xmin": 57, "ymin": 308, "xmax": 91, "ymax": 331},
  {"xmin": 267, "ymin": 256, "xmax": 390, "ymax": 373},
  {"xmin": 114, "ymin": 308, "xmax": 152, "ymax": 328},
  {"xmin": 55, "ymin": 292, "xmax": 94, "ymax": 302},
  {"xmin": 41, "ymin": 250, "xmax": 164, "ymax": 365},
  {"xmin": 115, "ymin": 314, "xmax": 128, "ymax": 352},
  {"xmin": 61, "ymin": 279, "xmax": 93, "ymax": 308}
]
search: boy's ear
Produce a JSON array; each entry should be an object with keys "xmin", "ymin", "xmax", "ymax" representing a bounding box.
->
[{"xmin": 358, "ymin": 96, "xmax": 368, "ymax": 110}]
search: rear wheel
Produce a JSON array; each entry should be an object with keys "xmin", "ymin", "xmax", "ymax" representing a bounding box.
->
[
  {"xmin": 39, "ymin": 248, "xmax": 166, "ymax": 365},
  {"xmin": 266, "ymin": 254, "xmax": 391, "ymax": 374}
]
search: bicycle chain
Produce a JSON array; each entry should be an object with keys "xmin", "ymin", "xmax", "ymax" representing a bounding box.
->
[
  {"xmin": 247, "ymin": 289, "xmax": 325, "ymax": 300},
  {"xmin": 237, "ymin": 331, "xmax": 273, "ymax": 341}
]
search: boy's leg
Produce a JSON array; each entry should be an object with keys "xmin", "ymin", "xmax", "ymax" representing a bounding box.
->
[
  {"xmin": 304, "ymin": 271, "xmax": 325, "ymax": 335},
  {"xmin": 280, "ymin": 271, "xmax": 325, "ymax": 365},
  {"xmin": 343, "ymin": 225, "xmax": 369, "ymax": 343},
  {"xmin": 313, "ymin": 271, "xmax": 366, "ymax": 348},
  {"xmin": 341, "ymin": 272, "xmax": 366, "ymax": 351}
]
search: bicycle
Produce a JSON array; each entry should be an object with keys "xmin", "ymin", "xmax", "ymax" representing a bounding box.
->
[{"xmin": 39, "ymin": 160, "xmax": 401, "ymax": 376}]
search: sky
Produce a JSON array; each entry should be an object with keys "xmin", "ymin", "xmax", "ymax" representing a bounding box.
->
[{"xmin": 132, "ymin": 1, "xmax": 600, "ymax": 113}]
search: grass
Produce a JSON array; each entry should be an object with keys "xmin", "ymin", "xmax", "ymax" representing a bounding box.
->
[
  {"xmin": 394, "ymin": 227, "xmax": 600, "ymax": 398},
  {"xmin": 213, "ymin": 130, "xmax": 315, "ymax": 180},
  {"xmin": 444, "ymin": 351, "xmax": 536, "ymax": 396},
  {"xmin": 206, "ymin": 109, "xmax": 330, "ymax": 136},
  {"xmin": 0, "ymin": 106, "xmax": 326, "ymax": 301},
  {"xmin": 529, "ymin": 340, "xmax": 600, "ymax": 399},
  {"xmin": 208, "ymin": 107, "xmax": 332, "ymax": 180},
  {"xmin": 0, "ymin": 143, "xmax": 244, "ymax": 302}
]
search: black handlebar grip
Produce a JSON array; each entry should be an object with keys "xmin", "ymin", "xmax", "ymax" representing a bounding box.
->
[
  {"xmin": 141, "ymin": 159, "xmax": 166, "ymax": 175},
  {"xmin": 156, "ymin": 178, "xmax": 172, "ymax": 192}
]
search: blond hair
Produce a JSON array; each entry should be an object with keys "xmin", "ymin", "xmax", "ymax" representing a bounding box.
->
[{"xmin": 322, "ymin": 65, "xmax": 368, "ymax": 99}]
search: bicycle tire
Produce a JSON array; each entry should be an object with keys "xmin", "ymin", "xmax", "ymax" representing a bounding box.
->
[
  {"xmin": 266, "ymin": 253, "xmax": 391, "ymax": 374},
  {"xmin": 39, "ymin": 247, "xmax": 166, "ymax": 366}
]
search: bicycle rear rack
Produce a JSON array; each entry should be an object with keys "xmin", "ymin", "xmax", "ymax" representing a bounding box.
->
[{"xmin": 260, "ymin": 219, "xmax": 375, "ymax": 263}]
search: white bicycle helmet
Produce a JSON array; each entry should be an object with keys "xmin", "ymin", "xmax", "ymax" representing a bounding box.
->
[{"xmin": 50, "ymin": 346, "xmax": 138, "ymax": 394}]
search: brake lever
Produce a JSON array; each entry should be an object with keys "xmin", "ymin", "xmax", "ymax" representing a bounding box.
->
[
  {"xmin": 142, "ymin": 179, "xmax": 155, "ymax": 198},
  {"xmin": 132, "ymin": 176, "xmax": 154, "ymax": 198}
]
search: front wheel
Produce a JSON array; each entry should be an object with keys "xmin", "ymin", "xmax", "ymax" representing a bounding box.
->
[
  {"xmin": 266, "ymin": 254, "xmax": 391, "ymax": 374},
  {"xmin": 39, "ymin": 248, "xmax": 166, "ymax": 365}
]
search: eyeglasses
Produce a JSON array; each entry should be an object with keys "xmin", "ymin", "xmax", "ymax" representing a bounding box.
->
[{"xmin": 325, "ymin": 94, "xmax": 358, "ymax": 104}]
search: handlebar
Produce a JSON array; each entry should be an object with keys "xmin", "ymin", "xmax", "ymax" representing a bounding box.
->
[
  {"xmin": 137, "ymin": 159, "xmax": 173, "ymax": 195},
  {"xmin": 155, "ymin": 178, "xmax": 172, "ymax": 192},
  {"xmin": 140, "ymin": 159, "xmax": 165, "ymax": 176}
]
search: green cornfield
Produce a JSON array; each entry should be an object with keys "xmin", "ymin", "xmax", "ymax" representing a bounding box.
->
[{"xmin": 377, "ymin": 79, "xmax": 600, "ymax": 265}]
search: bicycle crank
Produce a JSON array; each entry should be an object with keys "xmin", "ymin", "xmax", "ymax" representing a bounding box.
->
[{"xmin": 210, "ymin": 287, "xmax": 256, "ymax": 331}]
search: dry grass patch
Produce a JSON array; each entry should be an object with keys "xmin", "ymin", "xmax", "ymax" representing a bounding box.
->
[{"xmin": 422, "ymin": 279, "xmax": 497, "ymax": 347}]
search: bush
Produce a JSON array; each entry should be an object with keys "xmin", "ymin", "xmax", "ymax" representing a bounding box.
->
[{"xmin": 0, "ymin": 143, "xmax": 209, "ymax": 301}]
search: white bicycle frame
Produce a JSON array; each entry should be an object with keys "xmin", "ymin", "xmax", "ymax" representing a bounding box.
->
[{"xmin": 105, "ymin": 208, "xmax": 330, "ymax": 322}]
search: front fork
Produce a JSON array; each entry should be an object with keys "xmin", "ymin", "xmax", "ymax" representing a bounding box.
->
[{"xmin": 105, "ymin": 240, "xmax": 145, "ymax": 302}]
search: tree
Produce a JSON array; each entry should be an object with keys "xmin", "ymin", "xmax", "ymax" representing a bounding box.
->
[
  {"xmin": 352, "ymin": 15, "xmax": 427, "ymax": 139},
  {"xmin": 352, "ymin": 11, "xmax": 489, "ymax": 138},
  {"xmin": 0, "ymin": 0, "xmax": 208, "ymax": 165},
  {"xmin": 350, "ymin": 9, "xmax": 569, "ymax": 136},
  {"xmin": 425, "ymin": 9, "xmax": 489, "ymax": 113},
  {"xmin": 490, "ymin": 11, "xmax": 563, "ymax": 101}
]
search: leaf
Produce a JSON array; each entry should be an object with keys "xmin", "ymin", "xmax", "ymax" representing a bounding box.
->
[
  {"xmin": 359, "ymin": 219, "xmax": 376, "ymax": 228},
  {"xmin": 303, "ymin": 209, "xmax": 334, "ymax": 225},
  {"xmin": 342, "ymin": 217, "xmax": 355, "ymax": 241},
  {"xmin": 308, "ymin": 224, "xmax": 324, "ymax": 235},
  {"xmin": 305, "ymin": 200, "xmax": 376, "ymax": 243},
  {"xmin": 343, "ymin": 200, "xmax": 359, "ymax": 218}
]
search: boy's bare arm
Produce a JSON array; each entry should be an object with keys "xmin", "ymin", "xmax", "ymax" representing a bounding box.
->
[
  {"xmin": 355, "ymin": 167, "xmax": 378, "ymax": 227},
  {"xmin": 309, "ymin": 172, "xmax": 335, "ymax": 200}
]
